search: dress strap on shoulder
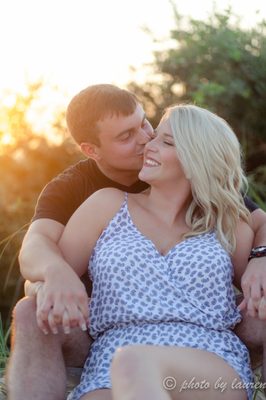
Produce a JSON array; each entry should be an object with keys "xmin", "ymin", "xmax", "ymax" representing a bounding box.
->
[{"xmin": 122, "ymin": 192, "xmax": 129, "ymax": 211}]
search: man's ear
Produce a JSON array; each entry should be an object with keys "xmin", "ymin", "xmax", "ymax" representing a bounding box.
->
[{"xmin": 80, "ymin": 142, "xmax": 101, "ymax": 161}]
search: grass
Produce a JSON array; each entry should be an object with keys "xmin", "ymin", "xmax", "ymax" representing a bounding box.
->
[
  {"xmin": 0, "ymin": 314, "xmax": 10, "ymax": 378},
  {"xmin": 0, "ymin": 224, "xmax": 28, "ymax": 329},
  {"xmin": 0, "ymin": 315, "xmax": 9, "ymax": 399},
  {"xmin": 248, "ymin": 168, "xmax": 266, "ymax": 212},
  {"xmin": 252, "ymin": 368, "xmax": 266, "ymax": 400}
]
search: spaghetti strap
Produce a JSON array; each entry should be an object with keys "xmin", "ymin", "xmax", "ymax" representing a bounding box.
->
[{"xmin": 67, "ymin": 193, "xmax": 253, "ymax": 400}]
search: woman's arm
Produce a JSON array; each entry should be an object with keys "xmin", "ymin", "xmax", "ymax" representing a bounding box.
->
[{"xmin": 37, "ymin": 188, "xmax": 125, "ymax": 334}]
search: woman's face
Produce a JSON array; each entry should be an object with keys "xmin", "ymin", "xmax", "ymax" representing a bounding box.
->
[{"xmin": 138, "ymin": 118, "xmax": 186, "ymax": 185}]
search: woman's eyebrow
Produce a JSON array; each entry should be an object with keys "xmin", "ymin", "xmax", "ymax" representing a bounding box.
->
[
  {"xmin": 153, "ymin": 130, "xmax": 173, "ymax": 138},
  {"xmin": 163, "ymin": 133, "xmax": 174, "ymax": 138}
]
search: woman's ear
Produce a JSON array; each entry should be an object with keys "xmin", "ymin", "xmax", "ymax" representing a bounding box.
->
[{"xmin": 80, "ymin": 142, "xmax": 101, "ymax": 161}]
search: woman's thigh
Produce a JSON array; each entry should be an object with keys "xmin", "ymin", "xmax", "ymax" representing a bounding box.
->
[
  {"xmin": 112, "ymin": 344, "xmax": 248, "ymax": 400},
  {"xmin": 80, "ymin": 388, "xmax": 112, "ymax": 400}
]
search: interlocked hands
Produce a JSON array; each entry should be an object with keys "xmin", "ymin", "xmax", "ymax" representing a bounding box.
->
[
  {"xmin": 34, "ymin": 268, "xmax": 89, "ymax": 335},
  {"xmin": 238, "ymin": 257, "xmax": 266, "ymax": 319}
]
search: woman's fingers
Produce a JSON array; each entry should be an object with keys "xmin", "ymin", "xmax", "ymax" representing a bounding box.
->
[
  {"xmin": 36, "ymin": 284, "xmax": 89, "ymax": 334},
  {"xmin": 62, "ymin": 309, "xmax": 71, "ymax": 334},
  {"xmin": 78, "ymin": 308, "xmax": 89, "ymax": 331},
  {"xmin": 247, "ymin": 297, "xmax": 258, "ymax": 317},
  {"xmin": 258, "ymin": 297, "xmax": 266, "ymax": 320},
  {"xmin": 48, "ymin": 309, "xmax": 59, "ymax": 334},
  {"xmin": 237, "ymin": 298, "xmax": 247, "ymax": 312},
  {"xmin": 51, "ymin": 300, "xmax": 65, "ymax": 325}
]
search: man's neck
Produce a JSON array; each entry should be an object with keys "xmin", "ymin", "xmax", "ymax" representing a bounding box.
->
[{"xmin": 96, "ymin": 163, "xmax": 140, "ymax": 187}]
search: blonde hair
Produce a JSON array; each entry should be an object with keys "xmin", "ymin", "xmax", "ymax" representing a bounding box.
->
[{"xmin": 162, "ymin": 104, "xmax": 250, "ymax": 253}]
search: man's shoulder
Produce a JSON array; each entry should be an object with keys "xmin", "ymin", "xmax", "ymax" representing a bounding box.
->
[
  {"xmin": 32, "ymin": 159, "xmax": 99, "ymax": 225},
  {"xmin": 54, "ymin": 158, "xmax": 95, "ymax": 181}
]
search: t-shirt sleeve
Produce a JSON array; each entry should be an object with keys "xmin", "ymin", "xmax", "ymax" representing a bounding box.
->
[
  {"xmin": 32, "ymin": 164, "xmax": 90, "ymax": 225},
  {"xmin": 243, "ymin": 195, "xmax": 259, "ymax": 213}
]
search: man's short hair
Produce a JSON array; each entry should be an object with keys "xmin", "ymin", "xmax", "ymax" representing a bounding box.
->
[{"xmin": 66, "ymin": 84, "xmax": 138, "ymax": 145}]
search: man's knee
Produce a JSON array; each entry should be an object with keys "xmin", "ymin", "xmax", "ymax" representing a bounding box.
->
[
  {"xmin": 63, "ymin": 328, "xmax": 92, "ymax": 367},
  {"xmin": 235, "ymin": 313, "xmax": 266, "ymax": 347},
  {"xmin": 12, "ymin": 296, "xmax": 37, "ymax": 330}
]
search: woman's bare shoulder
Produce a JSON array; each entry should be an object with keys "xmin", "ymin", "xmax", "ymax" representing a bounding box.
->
[
  {"xmin": 75, "ymin": 188, "xmax": 126, "ymax": 224},
  {"xmin": 88, "ymin": 187, "xmax": 125, "ymax": 207}
]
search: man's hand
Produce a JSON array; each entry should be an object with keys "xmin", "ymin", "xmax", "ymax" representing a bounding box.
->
[
  {"xmin": 36, "ymin": 267, "xmax": 89, "ymax": 335},
  {"xmin": 239, "ymin": 257, "xmax": 266, "ymax": 318}
]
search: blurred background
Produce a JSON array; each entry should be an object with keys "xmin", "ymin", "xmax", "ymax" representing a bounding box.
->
[{"xmin": 0, "ymin": 0, "xmax": 266, "ymax": 332}]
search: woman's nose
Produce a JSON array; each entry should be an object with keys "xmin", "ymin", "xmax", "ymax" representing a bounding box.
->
[{"xmin": 144, "ymin": 136, "xmax": 158, "ymax": 152}]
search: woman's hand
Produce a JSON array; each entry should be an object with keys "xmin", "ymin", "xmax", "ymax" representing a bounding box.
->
[{"xmin": 36, "ymin": 265, "xmax": 89, "ymax": 335}]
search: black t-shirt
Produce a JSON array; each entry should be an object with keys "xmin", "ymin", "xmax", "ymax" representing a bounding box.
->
[{"xmin": 32, "ymin": 159, "xmax": 148, "ymax": 225}]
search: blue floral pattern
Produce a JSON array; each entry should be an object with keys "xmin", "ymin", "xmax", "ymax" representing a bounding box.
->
[{"xmin": 68, "ymin": 193, "xmax": 253, "ymax": 400}]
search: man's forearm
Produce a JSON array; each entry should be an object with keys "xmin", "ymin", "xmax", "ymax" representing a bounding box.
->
[{"xmin": 19, "ymin": 233, "xmax": 71, "ymax": 282}]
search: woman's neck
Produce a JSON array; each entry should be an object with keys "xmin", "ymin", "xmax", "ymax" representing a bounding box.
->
[{"xmin": 141, "ymin": 182, "xmax": 192, "ymax": 227}]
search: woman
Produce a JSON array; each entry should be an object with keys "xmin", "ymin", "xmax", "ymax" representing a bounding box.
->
[{"xmin": 59, "ymin": 105, "xmax": 253, "ymax": 399}]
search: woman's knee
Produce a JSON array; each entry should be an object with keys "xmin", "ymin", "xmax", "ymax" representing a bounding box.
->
[{"xmin": 111, "ymin": 345, "xmax": 144, "ymax": 379}]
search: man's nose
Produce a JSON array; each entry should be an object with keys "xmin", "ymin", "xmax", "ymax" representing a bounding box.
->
[{"xmin": 137, "ymin": 127, "xmax": 154, "ymax": 144}]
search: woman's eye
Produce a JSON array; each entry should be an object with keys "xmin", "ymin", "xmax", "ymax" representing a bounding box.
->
[{"xmin": 164, "ymin": 141, "xmax": 174, "ymax": 146}]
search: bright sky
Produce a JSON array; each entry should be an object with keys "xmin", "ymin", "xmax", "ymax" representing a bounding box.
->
[
  {"xmin": 0, "ymin": 0, "xmax": 265, "ymax": 144},
  {"xmin": 1, "ymin": 0, "xmax": 266, "ymax": 99}
]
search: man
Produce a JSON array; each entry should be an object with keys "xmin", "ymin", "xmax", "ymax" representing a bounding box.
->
[{"xmin": 6, "ymin": 84, "xmax": 266, "ymax": 400}]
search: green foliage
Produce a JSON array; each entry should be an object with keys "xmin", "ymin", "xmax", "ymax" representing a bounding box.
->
[
  {"xmin": 0, "ymin": 83, "xmax": 83, "ymax": 326},
  {"xmin": 248, "ymin": 166, "xmax": 266, "ymax": 211},
  {"xmin": 0, "ymin": 314, "xmax": 10, "ymax": 377},
  {"xmin": 128, "ymin": 6, "xmax": 266, "ymax": 189}
]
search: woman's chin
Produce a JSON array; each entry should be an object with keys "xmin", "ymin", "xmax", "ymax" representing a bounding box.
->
[{"xmin": 138, "ymin": 170, "xmax": 151, "ymax": 184}]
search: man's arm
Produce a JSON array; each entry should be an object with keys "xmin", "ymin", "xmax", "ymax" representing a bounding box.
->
[
  {"xmin": 240, "ymin": 208, "xmax": 266, "ymax": 318},
  {"xmin": 20, "ymin": 218, "xmax": 67, "ymax": 281},
  {"xmin": 250, "ymin": 208, "xmax": 266, "ymax": 246},
  {"xmin": 19, "ymin": 218, "xmax": 89, "ymax": 334}
]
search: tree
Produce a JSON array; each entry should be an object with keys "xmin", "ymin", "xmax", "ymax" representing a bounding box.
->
[
  {"xmin": 0, "ymin": 83, "xmax": 83, "ymax": 326},
  {"xmin": 128, "ymin": 7, "xmax": 266, "ymax": 176}
]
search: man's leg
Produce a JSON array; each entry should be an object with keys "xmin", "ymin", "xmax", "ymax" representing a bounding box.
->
[
  {"xmin": 6, "ymin": 296, "xmax": 91, "ymax": 400},
  {"xmin": 234, "ymin": 308, "xmax": 265, "ymax": 381}
]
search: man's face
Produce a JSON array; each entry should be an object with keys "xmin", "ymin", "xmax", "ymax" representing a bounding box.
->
[{"xmin": 94, "ymin": 104, "xmax": 153, "ymax": 177}]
